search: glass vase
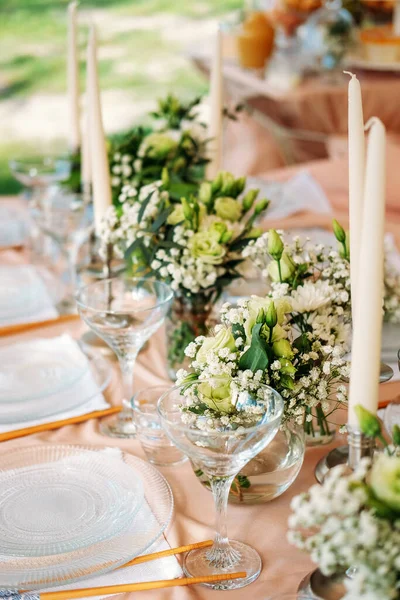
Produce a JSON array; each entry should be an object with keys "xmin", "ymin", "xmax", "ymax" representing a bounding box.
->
[
  {"xmin": 304, "ymin": 402, "xmax": 337, "ymax": 446},
  {"xmin": 165, "ymin": 290, "xmax": 216, "ymax": 380},
  {"xmin": 192, "ymin": 418, "xmax": 305, "ymax": 504}
]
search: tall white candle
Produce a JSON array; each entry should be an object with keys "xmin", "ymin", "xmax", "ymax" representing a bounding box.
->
[
  {"xmin": 348, "ymin": 118, "xmax": 386, "ymax": 426},
  {"xmin": 81, "ymin": 65, "xmax": 91, "ymax": 190},
  {"xmin": 87, "ymin": 25, "xmax": 112, "ymax": 234},
  {"xmin": 67, "ymin": 2, "xmax": 81, "ymax": 152},
  {"xmin": 394, "ymin": 0, "xmax": 400, "ymax": 36},
  {"xmin": 205, "ymin": 28, "xmax": 223, "ymax": 180},
  {"xmin": 345, "ymin": 72, "xmax": 365, "ymax": 318}
]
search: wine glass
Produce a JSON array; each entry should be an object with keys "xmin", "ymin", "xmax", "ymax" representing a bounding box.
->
[
  {"xmin": 158, "ymin": 382, "xmax": 284, "ymax": 590},
  {"xmin": 32, "ymin": 190, "xmax": 93, "ymax": 300},
  {"xmin": 76, "ymin": 277, "xmax": 173, "ymax": 438}
]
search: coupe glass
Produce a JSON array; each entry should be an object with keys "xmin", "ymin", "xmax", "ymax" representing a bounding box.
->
[
  {"xmin": 76, "ymin": 277, "xmax": 173, "ymax": 438},
  {"xmin": 32, "ymin": 190, "xmax": 93, "ymax": 298},
  {"xmin": 158, "ymin": 382, "xmax": 284, "ymax": 590},
  {"xmin": 9, "ymin": 156, "xmax": 71, "ymax": 193}
]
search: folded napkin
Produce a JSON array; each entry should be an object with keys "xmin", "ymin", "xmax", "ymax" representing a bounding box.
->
[
  {"xmin": 247, "ymin": 171, "xmax": 332, "ymax": 222},
  {"xmin": 0, "ymin": 334, "xmax": 110, "ymax": 432},
  {"xmin": 0, "ymin": 205, "xmax": 28, "ymax": 248},
  {"xmin": 0, "ymin": 265, "xmax": 58, "ymax": 327},
  {"xmin": 0, "ymin": 448, "xmax": 182, "ymax": 600}
]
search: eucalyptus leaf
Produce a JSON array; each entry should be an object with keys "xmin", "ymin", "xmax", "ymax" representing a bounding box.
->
[{"xmin": 138, "ymin": 191, "xmax": 155, "ymax": 223}]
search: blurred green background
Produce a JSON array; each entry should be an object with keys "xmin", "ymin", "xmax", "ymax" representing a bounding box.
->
[{"xmin": 0, "ymin": 0, "xmax": 241, "ymax": 194}]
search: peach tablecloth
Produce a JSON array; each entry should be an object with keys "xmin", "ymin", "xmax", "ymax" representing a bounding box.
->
[
  {"xmin": 1, "ymin": 155, "xmax": 400, "ymax": 599},
  {"xmin": 192, "ymin": 51, "xmax": 400, "ymax": 174}
]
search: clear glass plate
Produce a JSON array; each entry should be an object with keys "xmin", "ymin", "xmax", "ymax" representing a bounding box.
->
[
  {"xmin": 0, "ymin": 353, "xmax": 111, "ymax": 424},
  {"xmin": 0, "ymin": 347, "xmax": 87, "ymax": 403},
  {"xmin": 0, "ymin": 445, "xmax": 173, "ymax": 590},
  {"xmin": 0, "ymin": 449, "xmax": 144, "ymax": 557}
]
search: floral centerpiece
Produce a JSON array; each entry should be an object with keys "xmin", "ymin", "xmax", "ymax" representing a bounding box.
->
[
  {"xmin": 176, "ymin": 294, "xmax": 349, "ymax": 502},
  {"xmin": 108, "ymin": 94, "xmax": 208, "ymax": 204},
  {"xmin": 99, "ymin": 170, "xmax": 270, "ymax": 378},
  {"xmin": 243, "ymin": 224, "xmax": 351, "ymax": 443},
  {"xmin": 288, "ymin": 406, "xmax": 400, "ymax": 600}
]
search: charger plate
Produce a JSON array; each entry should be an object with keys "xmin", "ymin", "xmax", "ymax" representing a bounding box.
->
[{"xmin": 0, "ymin": 445, "xmax": 173, "ymax": 590}]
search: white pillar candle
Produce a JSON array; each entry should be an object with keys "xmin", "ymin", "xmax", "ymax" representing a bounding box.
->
[
  {"xmin": 205, "ymin": 28, "xmax": 223, "ymax": 180},
  {"xmin": 87, "ymin": 25, "xmax": 112, "ymax": 234},
  {"xmin": 345, "ymin": 72, "xmax": 365, "ymax": 318},
  {"xmin": 348, "ymin": 118, "xmax": 386, "ymax": 426},
  {"xmin": 394, "ymin": 0, "xmax": 400, "ymax": 36},
  {"xmin": 67, "ymin": 1, "xmax": 81, "ymax": 152}
]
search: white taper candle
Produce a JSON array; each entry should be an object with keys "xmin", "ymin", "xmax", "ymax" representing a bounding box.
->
[
  {"xmin": 348, "ymin": 118, "xmax": 386, "ymax": 425},
  {"xmin": 394, "ymin": 0, "xmax": 400, "ymax": 36},
  {"xmin": 345, "ymin": 71, "xmax": 365, "ymax": 319},
  {"xmin": 67, "ymin": 1, "xmax": 81, "ymax": 152},
  {"xmin": 87, "ymin": 24, "xmax": 112, "ymax": 234},
  {"xmin": 205, "ymin": 28, "xmax": 223, "ymax": 180}
]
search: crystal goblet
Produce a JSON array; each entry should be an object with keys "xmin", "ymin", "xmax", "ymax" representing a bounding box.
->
[
  {"xmin": 76, "ymin": 277, "xmax": 173, "ymax": 438},
  {"xmin": 33, "ymin": 190, "xmax": 93, "ymax": 299},
  {"xmin": 157, "ymin": 382, "xmax": 284, "ymax": 590}
]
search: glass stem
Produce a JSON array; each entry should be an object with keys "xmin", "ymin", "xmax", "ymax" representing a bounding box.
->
[
  {"xmin": 119, "ymin": 354, "xmax": 138, "ymax": 402},
  {"xmin": 206, "ymin": 476, "xmax": 241, "ymax": 570}
]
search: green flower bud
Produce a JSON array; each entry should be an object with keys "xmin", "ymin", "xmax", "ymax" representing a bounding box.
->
[
  {"xmin": 265, "ymin": 302, "xmax": 278, "ymax": 329},
  {"xmin": 354, "ymin": 405, "xmax": 382, "ymax": 438},
  {"xmin": 172, "ymin": 157, "xmax": 187, "ymax": 173},
  {"xmin": 247, "ymin": 227, "xmax": 263, "ymax": 239},
  {"xmin": 199, "ymin": 181, "xmax": 212, "ymax": 205},
  {"xmin": 220, "ymin": 172, "xmax": 236, "ymax": 195},
  {"xmin": 211, "ymin": 172, "xmax": 223, "ymax": 193},
  {"xmin": 181, "ymin": 197, "xmax": 193, "ymax": 221},
  {"xmin": 233, "ymin": 176, "xmax": 246, "ymax": 196},
  {"xmin": 279, "ymin": 359, "xmax": 296, "ymax": 375},
  {"xmin": 254, "ymin": 198, "xmax": 270, "ymax": 216},
  {"xmin": 215, "ymin": 197, "xmax": 242, "ymax": 222},
  {"xmin": 242, "ymin": 189, "xmax": 259, "ymax": 212},
  {"xmin": 220, "ymin": 230, "xmax": 233, "ymax": 244},
  {"xmin": 161, "ymin": 167, "xmax": 169, "ymax": 188},
  {"xmin": 393, "ymin": 424, "xmax": 400, "ymax": 446},
  {"xmin": 268, "ymin": 252, "xmax": 296, "ymax": 282},
  {"xmin": 272, "ymin": 339, "xmax": 293, "ymax": 359},
  {"xmin": 267, "ymin": 229, "xmax": 284, "ymax": 261},
  {"xmin": 333, "ymin": 219, "xmax": 346, "ymax": 244}
]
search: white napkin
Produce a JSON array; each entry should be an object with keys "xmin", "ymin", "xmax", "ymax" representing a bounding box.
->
[
  {"xmin": 0, "ymin": 335, "xmax": 110, "ymax": 432},
  {"xmin": 40, "ymin": 448, "xmax": 182, "ymax": 600},
  {"xmin": 0, "ymin": 265, "xmax": 58, "ymax": 326},
  {"xmin": 0, "ymin": 206, "xmax": 28, "ymax": 247},
  {"xmin": 248, "ymin": 171, "xmax": 332, "ymax": 221}
]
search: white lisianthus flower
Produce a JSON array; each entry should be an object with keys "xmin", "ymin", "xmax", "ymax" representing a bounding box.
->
[{"xmin": 291, "ymin": 280, "xmax": 333, "ymax": 313}]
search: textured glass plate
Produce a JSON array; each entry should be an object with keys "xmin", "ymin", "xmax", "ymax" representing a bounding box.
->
[
  {"xmin": 0, "ymin": 347, "xmax": 87, "ymax": 403},
  {"xmin": 0, "ymin": 445, "xmax": 173, "ymax": 590},
  {"xmin": 0, "ymin": 449, "xmax": 144, "ymax": 557},
  {"xmin": 0, "ymin": 353, "xmax": 111, "ymax": 424}
]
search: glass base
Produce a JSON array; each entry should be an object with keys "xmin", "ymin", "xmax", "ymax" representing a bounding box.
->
[
  {"xmin": 183, "ymin": 540, "xmax": 261, "ymax": 590},
  {"xmin": 99, "ymin": 414, "xmax": 137, "ymax": 439}
]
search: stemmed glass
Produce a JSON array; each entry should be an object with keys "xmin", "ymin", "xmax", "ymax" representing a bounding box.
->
[
  {"xmin": 158, "ymin": 382, "xmax": 284, "ymax": 590},
  {"xmin": 76, "ymin": 277, "xmax": 173, "ymax": 438},
  {"xmin": 32, "ymin": 190, "xmax": 93, "ymax": 301}
]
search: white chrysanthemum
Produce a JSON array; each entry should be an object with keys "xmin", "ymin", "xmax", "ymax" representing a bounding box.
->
[{"xmin": 291, "ymin": 280, "xmax": 333, "ymax": 313}]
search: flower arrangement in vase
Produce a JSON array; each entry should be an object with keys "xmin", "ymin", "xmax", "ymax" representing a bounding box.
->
[
  {"xmin": 243, "ymin": 224, "xmax": 351, "ymax": 445},
  {"xmin": 177, "ymin": 293, "xmax": 349, "ymax": 503},
  {"xmin": 289, "ymin": 406, "xmax": 400, "ymax": 600},
  {"xmin": 108, "ymin": 94, "xmax": 209, "ymax": 204},
  {"xmin": 99, "ymin": 170, "xmax": 270, "ymax": 379}
]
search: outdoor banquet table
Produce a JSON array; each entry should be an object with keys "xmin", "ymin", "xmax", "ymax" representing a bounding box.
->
[
  {"xmin": 2, "ymin": 147, "xmax": 400, "ymax": 599},
  {"xmin": 191, "ymin": 49, "xmax": 400, "ymax": 175}
]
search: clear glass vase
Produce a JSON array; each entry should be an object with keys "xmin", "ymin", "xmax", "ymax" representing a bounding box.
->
[
  {"xmin": 165, "ymin": 290, "xmax": 216, "ymax": 380},
  {"xmin": 304, "ymin": 402, "xmax": 337, "ymax": 446},
  {"xmin": 192, "ymin": 418, "xmax": 305, "ymax": 504}
]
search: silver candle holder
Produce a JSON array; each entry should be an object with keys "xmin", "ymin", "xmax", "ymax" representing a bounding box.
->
[
  {"xmin": 299, "ymin": 426, "xmax": 375, "ymax": 599},
  {"xmin": 314, "ymin": 361, "xmax": 393, "ymax": 483}
]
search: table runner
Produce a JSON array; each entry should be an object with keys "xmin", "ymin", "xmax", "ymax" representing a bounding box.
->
[{"xmin": 1, "ymin": 157, "xmax": 400, "ymax": 598}]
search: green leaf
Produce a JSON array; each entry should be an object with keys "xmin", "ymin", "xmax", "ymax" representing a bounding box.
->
[
  {"xmin": 138, "ymin": 191, "xmax": 155, "ymax": 223},
  {"xmin": 124, "ymin": 238, "xmax": 142, "ymax": 259},
  {"xmin": 279, "ymin": 374, "xmax": 295, "ymax": 390},
  {"xmin": 150, "ymin": 207, "xmax": 173, "ymax": 232},
  {"xmin": 293, "ymin": 334, "xmax": 311, "ymax": 353},
  {"xmin": 239, "ymin": 323, "xmax": 269, "ymax": 372}
]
